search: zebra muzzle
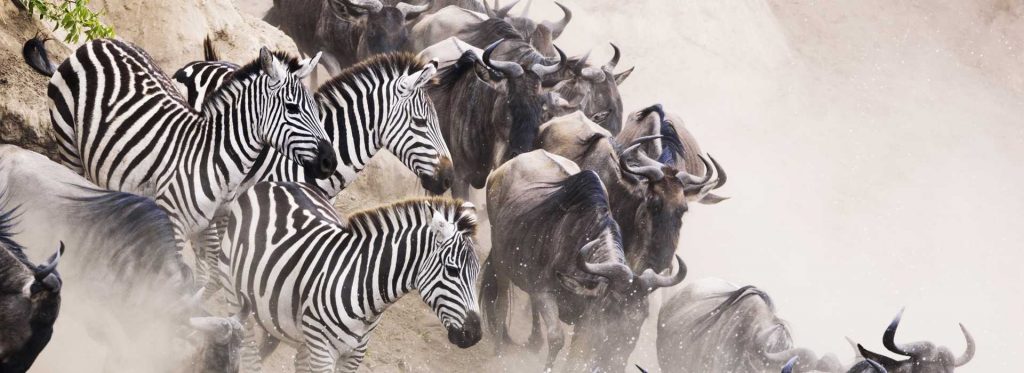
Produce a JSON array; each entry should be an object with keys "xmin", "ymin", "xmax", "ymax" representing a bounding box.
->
[
  {"xmin": 447, "ymin": 311, "xmax": 482, "ymax": 348},
  {"xmin": 303, "ymin": 140, "xmax": 338, "ymax": 180}
]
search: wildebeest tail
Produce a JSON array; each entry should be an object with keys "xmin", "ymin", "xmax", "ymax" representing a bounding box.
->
[
  {"xmin": 479, "ymin": 256, "xmax": 512, "ymax": 338},
  {"xmin": 22, "ymin": 35, "xmax": 57, "ymax": 77}
]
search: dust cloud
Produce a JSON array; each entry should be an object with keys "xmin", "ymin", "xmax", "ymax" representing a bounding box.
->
[{"xmin": 23, "ymin": 0, "xmax": 1024, "ymax": 372}]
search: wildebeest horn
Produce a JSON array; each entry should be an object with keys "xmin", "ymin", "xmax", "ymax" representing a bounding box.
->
[
  {"xmin": 620, "ymin": 135, "xmax": 667, "ymax": 181},
  {"xmin": 342, "ymin": 0, "xmax": 383, "ymax": 12},
  {"xmin": 780, "ymin": 356, "xmax": 797, "ymax": 373},
  {"xmin": 541, "ymin": 2, "xmax": 572, "ymax": 39},
  {"xmin": 576, "ymin": 239, "xmax": 632, "ymax": 284},
  {"xmin": 483, "ymin": 39, "xmax": 524, "ymax": 78},
  {"xmin": 494, "ymin": 0, "xmax": 520, "ymax": 18},
  {"xmin": 396, "ymin": 1, "xmax": 431, "ymax": 18},
  {"xmin": 531, "ymin": 45, "xmax": 566, "ymax": 78},
  {"xmin": 604, "ymin": 43, "xmax": 620, "ymax": 72},
  {"xmin": 954, "ymin": 323, "xmax": 975, "ymax": 367},
  {"xmin": 34, "ymin": 241, "xmax": 64, "ymax": 281},
  {"xmin": 865, "ymin": 359, "xmax": 888, "ymax": 372},
  {"xmin": 638, "ymin": 255, "xmax": 687, "ymax": 290},
  {"xmin": 520, "ymin": 0, "xmax": 532, "ymax": 17},
  {"xmin": 882, "ymin": 308, "xmax": 936, "ymax": 357}
]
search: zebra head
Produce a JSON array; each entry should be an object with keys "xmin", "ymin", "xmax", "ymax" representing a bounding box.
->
[
  {"xmin": 384, "ymin": 58, "xmax": 454, "ymax": 195},
  {"xmin": 255, "ymin": 47, "xmax": 337, "ymax": 180},
  {"xmin": 417, "ymin": 201, "xmax": 481, "ymax": 348}
]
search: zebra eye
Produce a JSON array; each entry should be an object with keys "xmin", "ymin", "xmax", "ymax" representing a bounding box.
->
[
  {"xmin": 445, "ymin": 265, "xmax": 459, "ymax": 277},
  {"xmin": 285, "ymin": 103, "xmax": 300, "ymax": 114}
]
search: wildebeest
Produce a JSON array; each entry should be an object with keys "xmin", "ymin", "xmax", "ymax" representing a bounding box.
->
[
  {"xmin": 657, "ymin": 278, "xmax": 843, "ymax": 373},
  {"xmin": 410, "ymin": 1, "xmax": 570, "ymax": 59},
  {"xmin": 265, "ymin": 0, "xmax": 432, "ymax": 74},
  {"xmin": 0, "ymin": 145, "xmax": 236, "ymax": 369},
  {"xmin": 783, "ymin": 356, "xmax": 888, "ymax": 373},
  {"xmin": 484, "ymin": 149, "xmax": 686, "ymax": 371},
  {"xmin": 544, "ymin": 44, "xmax": 634, "ymax": 134},
  {"xmin": 187, "ymin": 299, "xmax": 251, "ymax": 373},
  {"xmin": 854, "ymin": 309, "xmax": 974, "ymax": 373},
  {"xmin": 429, "ymin": 41, "xmax": 569, "ymax": 197},
  {"xmin": 0, "ymin": 203, "xmax": 62, "ymax": 372},
  {"xmin": 536, "ymin": 110, "xmax": 725, "ymax": 272}
]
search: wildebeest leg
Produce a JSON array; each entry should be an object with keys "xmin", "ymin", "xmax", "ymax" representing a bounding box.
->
[
  {"xmin": 535, "ymin": 292, "xmax": 564, "ymax": 371},
  {"xmin": 480, "ymin": 256, "xmax": 515, "ymax": 352},
  {"xmin": 526, "ymin": 297, "xmax": 545, "ymax": 353}
]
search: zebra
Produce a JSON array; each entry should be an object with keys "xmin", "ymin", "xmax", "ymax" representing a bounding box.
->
[
  {"xmin": 215, "ymin": 181, "xmax": 482, "ymax": 372},
  {"xmin": 173, "ymin": 48, "xmax": 455, "ymax": 197},
  {"xmin": 25, "ymin": 38, "xmax": 337, "ymax": 284}
]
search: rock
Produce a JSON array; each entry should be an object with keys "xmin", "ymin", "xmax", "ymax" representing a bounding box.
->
[
  {"xmin": 0, "ymin": 1, "xmax": 70, "ymax": 160},
  {"xmin": 92, "ymin": 0, "xmax": 300, "ymax": 72}
]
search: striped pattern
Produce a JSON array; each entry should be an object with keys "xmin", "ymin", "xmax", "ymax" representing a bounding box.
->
[
  {"xmin": 173, "ymin": 53, "xmax": 452, "ymax": 197},
  {"xmin": 217, "ymin": 182, "xmax": 480, "ymax": 372},
  {"xmin": 45, "ymin": 39, "xmax": 331, "ymax": 282}
]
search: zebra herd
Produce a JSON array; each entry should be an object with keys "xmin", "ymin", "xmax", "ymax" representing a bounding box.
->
[{"xmin": 0, "ymin": 1, "xmax": 976, "ymax": 373}]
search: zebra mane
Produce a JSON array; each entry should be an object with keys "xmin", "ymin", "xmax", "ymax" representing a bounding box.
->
[
  {"xmin": 345, "ymin": 197, "xmax": 477, "ymax": 236},
  {"xmin": 201, "ymin": 50, "xmax": 304, "ymax": 113},
  {"xmin": 318, "ymin": 52, "xmax": 428, "ymax": 97}
]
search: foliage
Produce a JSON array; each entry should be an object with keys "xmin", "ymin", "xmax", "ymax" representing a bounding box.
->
[{"xmin": 22, "ymin": 0, "xmax": 114, "ymax": 43}]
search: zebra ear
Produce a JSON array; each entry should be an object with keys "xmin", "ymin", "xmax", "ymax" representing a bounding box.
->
[
  {"xmin": 402, "ymin": 62, "xmax": 438, "ymax": 94},
  {"xmin": 430, "ymin": 211, "xmax": 456, "ymax": 242},
  {"xmin": 259, "ymin": 47, "xmax": 286, "ymax": 86},
  {"xmin": 294, "ymin": 51, "xmax": 322, "ymax": 79}
]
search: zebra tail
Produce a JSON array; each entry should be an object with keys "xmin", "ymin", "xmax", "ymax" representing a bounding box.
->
[
  {"xmin": 203, "ymin": 36, "xmax": 219, "ymax": 62},
  {"xmin": 22, "ymin": 35, "xmax": 56, "ymax": 77}
]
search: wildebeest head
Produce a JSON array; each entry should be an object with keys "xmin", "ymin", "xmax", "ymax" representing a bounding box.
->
[
  {"xmin": 188, "ymin": 299, "xmax": 251, "ymax": 373},
  {"xmin": 547, "ymin": 43, "xmax": 633, "ymax": 134},
  {"xmin": 0, "ymin": 232, "xmax": 62, "ymax": 369},
  {"xmin": 486, "ymin": 0, "xmax": 572, "ymax": 50},
  {"xmin": 855, "ymin": 309, "xmax": 974, "ymax": 373},
  {"xmin": 352, "ymin": 1, "xmax": 433, "ymax": 58},
  {"xmin": 615, "ymin": 134, "xmax": 725, "ymax": 271},
  {"xmin": 564, "ymin": 255, "xmax": 688, "ymax": 373},
  {"xmin": 482, "ymin": 38, "xmax": 567, "ymax": 161}
]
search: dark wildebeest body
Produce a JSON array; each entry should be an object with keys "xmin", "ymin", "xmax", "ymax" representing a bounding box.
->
[
  {"xmin": 854, "ymin": 309, "xmax": 974, "ymax": 373},
  {"xmin": 410, "ymin": 2, "xmax": 570, "ymax": 58},
  {"xmin": 483, "ymin": 149, "xmax": 687, "ymax": 371},
  {"xmin": 428, "ymin": 41, "xmax": 566, "ymax": 197},
  {"xmin": 265, "ymin": 0, "xmax": 431, "ymax": 74},
  {"xmin": 0, "ymin": 201, "xmax": 62, "ymax": 372},
  {"xmin": 657, "ymin": 278, "xmax": 841, "ymax": 373}
]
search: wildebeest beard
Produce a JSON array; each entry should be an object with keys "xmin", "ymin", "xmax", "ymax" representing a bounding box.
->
[
  {"xmin": 360, "ymin": 7, "xmax": 409, "ymax": 56},
  {"xmin": 608, "ymin": 183, "xmax": 685, "ymax": 274}
]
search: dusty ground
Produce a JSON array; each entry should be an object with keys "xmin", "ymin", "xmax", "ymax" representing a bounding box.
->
[{"xmin": 7, "ymin": 0, "xmax": 1024, "ymax": 372}]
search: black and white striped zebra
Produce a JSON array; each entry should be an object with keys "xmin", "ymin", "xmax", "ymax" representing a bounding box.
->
[
  {"xmin": 29, "ymin": 38, "xmax": 336, "ymax": 283},
  {"xmin": 216, "ymin": 181, "xmax": 482, "ymax": 372},
  {"xmin": 173, "ymin": 52, "xmax": 454, "ymax": 197}
]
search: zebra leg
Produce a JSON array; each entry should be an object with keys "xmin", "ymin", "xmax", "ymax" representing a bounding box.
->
[
  {"xmin": 526, "ymin": 295, "xmax": 545, "ymax": 353},
  {"xmin": 240, "ymin": 311, "xmax": 264, "ymax": 373},
  {"xmin": 535, "ymin": 292, "xmax": 564, "ymax": 372},
  {"xmin": 300, "ymin": 329, "xmax": 340, "ymax": 373},
  {"xmin": 293, "ymin": 345, "xmax": 313, "ymax": 373},
  {"xmin": 48, "ymin": 105, "xmax": 85, "ymax": 175},
  {"xmin": 196, "ymin": 216, "xmax": 228, "ymax": 298},
  {"xmin": 334, "ymin": 345, "xmax": 367, "ymax": 373}
]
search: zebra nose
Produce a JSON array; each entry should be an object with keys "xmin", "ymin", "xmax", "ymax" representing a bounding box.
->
[{"xmin": 307, "ymin": 140, "xmax": 336, "ymax": 180}]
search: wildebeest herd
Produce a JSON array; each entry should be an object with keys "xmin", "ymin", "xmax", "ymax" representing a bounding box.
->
[{"xmin": 1, "ymin": 0, "xmax": 974, "ymax": 372}]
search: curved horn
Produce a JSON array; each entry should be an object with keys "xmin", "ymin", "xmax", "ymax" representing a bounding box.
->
[
  {"xmin": 483, "ymin": 39, "xmax": 524, "ymax": 77},
  {"xmin": 954, "ymin": 323, "xmax": 975, "ymax": 367},
  {"xmin": 572, "ymin": 50, "xmax": 591, "ymax": 75},
  {"xmin": 883, "ymin": 308, "xmax": 915, "ymax": 356},
  {"xmin": 576, "ymin": 239, "xmax": 632, "ymax": 283},
  {"xmin": 540, "ymin": 2, "xmax": 572, "ymax": 39},
  {"xmin": 638, "ymin": 255, "xmax": 687, "ymax": 291},
  {"xmin": 342, "ymin": 0, "xmax": 384, "ymax": 12},
  {"xmin": 781, "ymin": 357, "xmax": 797, "ymax": 373},
  {"xmin": 531, "ymin": 45, "xmax": 566, "ymax": 78},
  {"xmin": 494, "ymin": 0, "xmax": 520, "ymax": 18},
  {"xmin": 709, "ymin": 153, "xmax": 727, "ymax": 189},
  {"xmin": 620, "ymin": 135, "xmax": 667, "ymax": 181},
  {"xmin": 865, "ymin": 359, "xmax": 888, "ymax": 373},
  {"xmin": 34, "ymin": 241, "xmax": 64, "ymax": 281},
  {"xmin": 638, "ymin": 103, "xmax": 664, "ymax": 120},
  {"xmin": 396, "ymin": 1, "xmax": 431, "ymax": 18},
  {"xmin": 603, "ymin": 42, "xmax": 621, "ymax": 72}
]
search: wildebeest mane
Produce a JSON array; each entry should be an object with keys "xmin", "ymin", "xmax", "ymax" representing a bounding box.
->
[
  {"xmin": 659, "ymin": 120, "xmax": 686, "ymax": 166},
  {"xmin": 0, "ymin": 193, "xmax": 31, "ymax": 269},
  {"xmin": 504, "ymin": 76, "xmax": 545, "ymax": 161},
  {"xmin": 464, "ymin": 18, "xmax": 526, "ymax": 47},
  {"xmin": 64, "ymin": 185, "xmax": 192, "ymax": 289},
  {"xmin": 692, "ymin": 285, "xmax": 791, "ymax": 347}
]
